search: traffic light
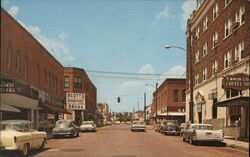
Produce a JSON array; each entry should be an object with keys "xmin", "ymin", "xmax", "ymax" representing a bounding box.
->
[{"xmin": 117, "ymin": 96, "xmax": 120, "ymax": 103}]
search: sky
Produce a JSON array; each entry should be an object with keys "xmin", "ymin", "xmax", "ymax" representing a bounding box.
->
[{"xmin": 2, "ymin": 0, "xmax": 196, "ymax": 112}]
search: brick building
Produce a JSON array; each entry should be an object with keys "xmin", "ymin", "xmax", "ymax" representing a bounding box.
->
[
  {"xmin": 96, "ymin": 102, "xmax": 109, "ymax": 126},
  {"xmin": 0, "ymin": 8, "xmax": 69, "ymax": 131},
  {"xmin": 186, "ymin": 0, "xmax": 249, "ymax": 138},
  {"xmin": 64, "ymin": 67, "xmax": 97, "ymax": 125},
  {"xmin": 151, "ymin": 78, "xmax": 186, "ymax": 124}
]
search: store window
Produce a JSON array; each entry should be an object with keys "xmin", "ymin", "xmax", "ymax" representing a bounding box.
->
[{"xmin": 229, "ymin": 106, "xmax": 241, "ymax": 126}]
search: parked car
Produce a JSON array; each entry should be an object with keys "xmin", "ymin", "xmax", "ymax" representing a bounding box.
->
[
  {"xmin": 159, "ymin": 120, "xmax": 180, "ymax": 135},
  {"xmin": 182, "ymin": 123, "xmax": 224, "ymax": 145},
  {"xmin": 80, "ymin": 121, "xmax": 96, "ymax": 132},
  {"xmin": 131, "ymin": 121, "xmax": 146, "ymax": 132},
  {"xmin": 115, "ymin": 121, "xmax": 121, "ymax": 125},
  {"xmin": 106, "ymin": 121, "xmax": 112, "ymax": 125},
  {"xmin": 180, "ymin": 123, "xmax": 186, "ymax": 136},
  {"xmin": 52, "ymin": 120, "xmax": 80, "ymax": 138},
  {"xmin": 154, "ymin": 122, "xmax": 161, "ymax": 132},
  {"xmin": 126, "ymin": 121, "xmax": 132, "ymax": 125},
  {"xmin": 0, "ymin": 120, "xmax": 47, "ymax": 156}
]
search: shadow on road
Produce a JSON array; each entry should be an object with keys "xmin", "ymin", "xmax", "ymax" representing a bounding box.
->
[
  {"xmin": 0, "ymin": 148, "xmax": 50, "ymax": 157},
  {"xmin": 193, "ymin": 141, "xmax": 227, "ymax": 147}
]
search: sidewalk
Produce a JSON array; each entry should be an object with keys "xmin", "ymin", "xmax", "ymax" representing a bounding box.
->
[{"xmin": 223, "ymin": 136, "xmax": 249, "ymax": 152}]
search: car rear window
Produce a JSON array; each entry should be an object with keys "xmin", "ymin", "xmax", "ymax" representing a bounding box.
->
[{"xmin": 193, "ymin": 125, "xmax": 213, "ymax": 130}]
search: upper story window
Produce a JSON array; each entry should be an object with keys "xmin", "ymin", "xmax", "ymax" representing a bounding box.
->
[
  {"xmin": 212, "ymin": 32, "xmax": 218, "ymax": 48},
  {"xmin": 235, "ymin": 41, "xmax": 244, "ymax": 61},
  {"xmin": 16, "ymin": 51, "xmax": 20, "ymax": 73},
  {"xmin": 195, "ymin": 27, "xmax": 200, "ymax": 40},
  {"xmin": 195, "ymin": 50, "xmax": 200, "ymax": 64},
  {"xmin": 202, "ymin": 67, "xmax": 207, "ymax": 81},
  {"xmin": 74, "ymin": 76, "xmax": 82, "ymax": 89},
  {"xmin": 224, "ymin": 50, "xmax": 232, "ymax": 69},
  {"xmin": 225, "ymin": 0, "xmax": 232, "ymax": 8},
  {"xmin": 226, "ymin": 89, "xmax": 242, "ymax": 99},
  {"xmin": 7, "ymin": 43, "xmax": 12, "ymax": 69},
  {"xmin": 213, "ymin": 3, "xmax": 219, "ymax": 20},
  {"xmin": 24, "ymin": 56, "xmax": 28, "ymax": 80},
  {"xmin": 225, "ymin": 18, "xmax": 232, "ymax": 38},
  {"xmin": 64, "ymin": 76, "xmax": 69, "ymax": 88},
  {"xmin": 240, "ymin": 6, "xmax": 245, "ymax": 24},
  {"xmin": 212, "ymin": 60, "xmax": 218, "ymax": 76},
  {"xmin": 195, "ymin": 73, "xmax": 199, "ymax": 85},
  {"xmin": 173, "ymin": 89, "xmax": 179, "ymax": 102},
  {"xmin": 202, "ymin": 42, "xmax": 208, "ymax": 57},
  {"xmin": 203, "ymin": 16, "xmax": 208, "ymax": 32},
  {"xmin": 182, "ymin": 89, "xmax": 186, "ymax": 102}
]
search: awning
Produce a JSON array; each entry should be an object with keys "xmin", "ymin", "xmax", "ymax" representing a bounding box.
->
[
  {"xmin": 214, "ymin": 96, "xmax": 249, "ymax": 107},
  {"xmin": 158, "ymin": 112, "xmax": 185, "ymax": 116},
  {"xmin": 0, "ymin": 103, "xmax": 21, "ymax": 112},
  {"xmin": 40, "ymin": 102, "xmax": 71, "ymax": 114}
]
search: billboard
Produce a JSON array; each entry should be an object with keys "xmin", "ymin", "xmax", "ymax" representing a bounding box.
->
[{"xmin": 66, "ymin": 92, "xmax": 85, "ymax": 110}]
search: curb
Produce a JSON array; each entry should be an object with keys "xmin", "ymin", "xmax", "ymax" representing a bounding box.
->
[{"xmin": 226, "ymin": 143, "xmax": 249, "ymax": 152}]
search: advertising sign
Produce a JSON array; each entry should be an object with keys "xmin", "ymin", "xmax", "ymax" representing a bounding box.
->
[
  {"xmin": 222, "ymin": 73, "xmax": 250, "ymax": 90},
  {"xmin": 66, "ymin": 92, "xmax": 85, "ymax": 110}
]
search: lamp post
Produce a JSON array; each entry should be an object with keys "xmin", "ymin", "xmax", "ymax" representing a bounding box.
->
[
  {"xmin": 165, "ymin": 43, "xmax": 194, "ymax": 123},
  {"xmin": 145, "ymin": 83, "xmax": 158, "ymax": 124}
]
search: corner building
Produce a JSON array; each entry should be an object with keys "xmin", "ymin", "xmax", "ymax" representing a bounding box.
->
[{"xmin": 185, "ymin": 0, "xmax": 249, "ymax": 138}]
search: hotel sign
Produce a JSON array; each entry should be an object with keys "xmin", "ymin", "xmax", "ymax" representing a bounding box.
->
[
  {"xmin": 66, "ymin": 92, "xmax": 85, "ymax": 110},
  {"xmin": 222, "ymin": 73, "xmax": 250, "ymax": 90}
]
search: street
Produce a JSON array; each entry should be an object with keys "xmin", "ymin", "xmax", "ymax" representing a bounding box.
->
[{"xmin": 1, "ymin": 124, "xmax": 248, "ymax": 157}]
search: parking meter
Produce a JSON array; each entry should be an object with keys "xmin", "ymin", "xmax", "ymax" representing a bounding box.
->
[{"xmin": 235, "ymin": 120, "xmax": 239, "ymax": 127}]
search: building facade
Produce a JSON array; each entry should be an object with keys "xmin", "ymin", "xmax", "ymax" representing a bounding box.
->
[
  {"xmin": 64, "ymin": 67, "xmax": 97, "ymax": 125},
  {"xmin": 97, "ymin": 102, "xmax": 109, "ymax": 126},
  {"xmin": 0, "ymin": 8, "xmax": 68, "ymax": 131},
  {"xmin": 186, "ymin": 0, "xmax": 249, "ymax": 138},
  {"xmin": 151, "ymin": 79, "xmax": 186, "ymax": 123}
]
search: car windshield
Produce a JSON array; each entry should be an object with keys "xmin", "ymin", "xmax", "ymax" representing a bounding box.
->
[
  {"xmin": 193, "ymin": 125, "xmax": 213, "ymax": 130},
  {"xmin": 133, "ymin": 121, "xmax": 144, "ymax": 125},
  {"xmin": 0, "ymin": 124, "xmax": 23, "ymax": 131},
  {"xmin": 164, "ymin": 121, "xmax": 178, "ymax": 126},
  {"xmin": 55, "ymin": 120, "xmax": 71, "ymax": 128}
]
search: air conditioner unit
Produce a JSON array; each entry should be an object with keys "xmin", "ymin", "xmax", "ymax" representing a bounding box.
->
[{"xmin": 233, "ymin": 21, "xmax": 240, "ymax": 29}]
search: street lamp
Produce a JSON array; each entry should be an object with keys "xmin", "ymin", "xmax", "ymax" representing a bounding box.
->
[
  {"xmin": 145, "ymin": 83, "xmax": 158, "ymax": 124},
  {"xmin": 165, "ymin": 44, "xmax": 194, "ymax": 123}
]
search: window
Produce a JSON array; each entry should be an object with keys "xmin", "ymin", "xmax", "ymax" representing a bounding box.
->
[
  {"xmin": 203, "ymin": 16, "xmax": 208, "ymax": 32},
  {"xmin": 64, "ymin": 76, "xmax": 69, "ymax": 88},
  {"xmin": 24, "ymin": 56, "xmax": 28, "ymax": 80},
  {"xmin": 195, "ymin": 27, "xmax": 200, "ymax": 40},
  {"xmin": 225, "ymin": 18, "xmax": 232, "ymax": 38},
  {"xmin": 213, "ymin": 3, "xmax": 219, "ymax": 20},
  {"xmin": 7, "ymin": 44, "xmax": 12, "ymax": 69},
  {"xmin": 224, "ymin": 50, "xmax": 231, "ymax": 69},
  {"xmin": 182, "ymin": 89, "xmax": 186, "ymax": 102},
  {"xmin": 16, "ymin": 51, "xmax": 20, "ymax": 72},
  {"xmin": 195, "ymin": 50, "xmax": 199, "ymax": 64},
  {"xmin": 195, "ymin": 73, "xmax": 199, "ymax": 85},
  {"xmin": 229, "ymin": 106, "xmax": 241, "ymax": 126},
  {"xmin": 240, "ymin": 6, "xmax": 245, "ymax": 24},
  {"xmin": 212, "ymin": 60, "xmax": 218, "ymax": 76},
  {"xmin": 212, "ymin": 32, "xmax": 218, "ymax": 48},
  {"xmin": 235, "ymin": 41, "xmax": 244, "ymax": 61},
  {"xmin": 225, "ymin": 0, "xmax": 231, "ymax": 7},
  {"xmin": 173, "ymin": 89, "xmax": 179, "ymax": 102},
  {"xmin": 226, "ymin": 89, "xmax": 242, "ymax": 99},
  {"xmin": 74, "ymin": 76, "xmax": 82, "ymax": 88},
  {"xmin": 202, "ymin": 42, "xmax": 208, "ymax": 56},
  {"xmin": 202, "ymin": 67, "xmax": 207, "ymax": 81}
]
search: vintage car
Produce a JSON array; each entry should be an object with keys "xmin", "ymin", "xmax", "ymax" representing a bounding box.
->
[
  {"xmin": 182, "ymin": 123, "xmax": 224, "ymax": 145},
  {"xmin": 80, "ymin": 121, "xmax": 96, "ymax": 132},
  {"xmin": 159, "ymin": 120, "xmax": 180, "ymax": 135},
  {"xmin": 154, "ymin": 122, "xmax": 161, "ymax": 132},
  {"xmin": 0, "ymin": 120, "xmax": 47, "ymax": 156},
  {"xmin": 131, "ymin": 121, "xmax": 146, "ymax": 132},
  {"xmin": 52, "ymin": 120, "xmax": 80, "ymax": 138}
]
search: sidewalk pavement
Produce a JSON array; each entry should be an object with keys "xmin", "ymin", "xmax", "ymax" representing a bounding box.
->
[{"xmin": 223, "ymin": 136, "xmax": 249, "ymax": 152}]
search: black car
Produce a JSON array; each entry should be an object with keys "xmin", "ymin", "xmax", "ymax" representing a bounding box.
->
[
  {"xmin": 159, "ymin": 120, "xmax": 180, "ymax": 136},
  {"xmin": 52, "ymin": 120, "xmax": 80, "ymax": 138}
]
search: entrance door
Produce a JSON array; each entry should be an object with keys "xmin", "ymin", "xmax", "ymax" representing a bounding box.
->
[{"xmin": 198, "ymin": 112, "xmax": 202, "ymax": 123}]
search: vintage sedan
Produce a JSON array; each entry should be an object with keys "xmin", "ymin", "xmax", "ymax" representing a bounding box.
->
[
  {"xmin": 159, "ymin": 120, "xmax": 180, "ymax": 135},
  {"xmin": 52, "ymin": 120, "xmax": 80, "ymax": 138},
  {"xmin": 80, "ymin": 121, "xmax": 96, "ymax": 132},
  {"xmin": 131, "ymin": 121, "xmax": 146, "ymax": 132},
  {"xmin": 0, "ymin": 120, "xmax": 47, "ymax": 156},
  {"xmin": 182, "ymin": 123, "xmax": 224, "ymax": 145}
]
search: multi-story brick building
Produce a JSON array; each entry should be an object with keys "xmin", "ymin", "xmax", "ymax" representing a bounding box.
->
[
  {"xmin": 97, "ymin": 102, "xmax": 109, "ymax": 125},
  {"xmin": 186, "ymin": 0, "xmax": 249, "ymax": 138},
  {"xmin": 151, "ymin": 78, "xmax": 186, "ymax": 123},
  {"xmin": 0, "ymin": 8, "xmax": 69, "ymax": 130},
  {"xmin": 64, "ymin": 67, "xmax": 97, "ymax": 125}
]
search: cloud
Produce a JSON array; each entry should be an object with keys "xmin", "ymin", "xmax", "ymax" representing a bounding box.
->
[
  {"xmin": 181, "ymin": 0, "xmax": 196, "ymax": 29},
  {"xmin": 2, "ymin": 0, "xmax": 9, "ymax": 7},
  {"xmin": 6, "ymin": 5, "xmax": 75, "ymax": 65},
  {"xmin": 160, "ymin": 65, "xmax": 186, "ymax": 81},
  {"xmin": 8, "ymin": 6, "xmax": 19, "ymax": 18},
  {"xmin": 155, "ymin": 5, "xmax": 169, "ymax": 20},
  {"xmin": 138, "ymin": 64, "xmax": 154, "ymax": 74}
]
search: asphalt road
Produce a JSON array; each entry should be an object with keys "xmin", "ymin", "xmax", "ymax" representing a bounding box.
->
[{"xmin": 0, "ymin": 124, "xmax": 248, "ymax": 157}]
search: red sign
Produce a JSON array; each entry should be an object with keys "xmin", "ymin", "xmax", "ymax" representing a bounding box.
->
[{"xmin": 222, "ymin": 73, "xmax": 250, "ymax": 90}]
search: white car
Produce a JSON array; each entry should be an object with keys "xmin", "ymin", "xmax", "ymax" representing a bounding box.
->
[
  {"xmin": 115, "ymin": 121, "xmax": 121, "ymax": 125},
  {"xmin": 80, "ymin": 121, "xmax": 96, "ymax": 132},
  {"xmin": 131, "ymin": 121, "xmax": 146, "ymax": 132},
  {"xmin": 182, "ymin": 123, "xmax": 224, "ymax": 145},
  {"xmin": 0, "ymin": 120, "xmax": 47, "ymax": 156}
]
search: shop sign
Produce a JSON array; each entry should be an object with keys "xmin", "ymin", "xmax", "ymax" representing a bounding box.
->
[
  {"xmin": 222, "ymin": 73, "xmax": 250, "ymax": 90},
  {"xmin": 0, "ymin": 83, "xmax": 15, "ymax": 93},
  {"xmin": 66, "ymin": 92, "xmax": 85, "ymax": 110}
]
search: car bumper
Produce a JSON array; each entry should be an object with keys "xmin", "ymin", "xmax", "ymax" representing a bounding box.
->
[
  {"xmin": 131, "ymin": 128, "xmax": 145, "ymax": 131},
  {"xmin": 80, "ymin": 128, "xmax": 96, "ymax": 131},
  {"xmin": 52, "ymin": 132, "xmax": 72, "ymax": 136},
  {"xmin": 163, "ymin": 130, "xmax": 180, "ymax": 134},
  {"xmin": 194, "ymin": 137, "xmax": 224, "ymax": 142}
]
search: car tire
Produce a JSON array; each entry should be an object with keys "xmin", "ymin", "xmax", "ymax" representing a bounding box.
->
[
  {"xmin": 39, "ymin": 139, "xmax": 46, "ymax": 149},
  {"xmin": 22, "ymin": 143, "xmax": 29, "ymax": 156},
  {"xmin": 182, "ymin": 136, "xmax": 185, "ymax": 141},
  {"xmin": 77, "ymin": 131, "xmax": 80, "ymax": 137},
  {"xmin": 189, "ymin": 137, "xmax": 195, "ymax": 145}
]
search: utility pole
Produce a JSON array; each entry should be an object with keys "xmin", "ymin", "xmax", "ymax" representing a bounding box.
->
[
  {"xmin": 155, "ymin": 83, "xmax": 158, "ymax": 124},
  {"xmin": 144, "ymin": 92, "xmax": 146, "ymax": 123}
]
